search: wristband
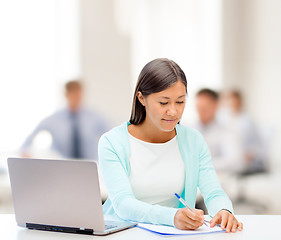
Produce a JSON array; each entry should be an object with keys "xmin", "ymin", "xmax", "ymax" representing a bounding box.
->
[{"xmin": 221, "ymin": 209, "xmax": 233, "ymax": 214}]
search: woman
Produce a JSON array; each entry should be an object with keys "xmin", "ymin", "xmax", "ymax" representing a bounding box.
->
[{"xmin": 98, "ymin": 58, "xmax": 243, "ymax": 233}]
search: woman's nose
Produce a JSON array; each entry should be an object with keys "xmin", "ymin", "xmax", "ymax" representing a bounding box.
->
[{"xmin": 167, "ymin": 105, "xmax": 177, "ymax": 116}]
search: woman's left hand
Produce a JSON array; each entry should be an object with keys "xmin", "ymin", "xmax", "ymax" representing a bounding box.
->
[{"xmin": 209, "ymin": 209, "xmax": 243, "ymax": 233}]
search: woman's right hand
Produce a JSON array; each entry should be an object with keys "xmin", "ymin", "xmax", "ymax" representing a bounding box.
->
[{"xmin": 174, "ymin": 208, "xmax": 204, "ymax": 230}]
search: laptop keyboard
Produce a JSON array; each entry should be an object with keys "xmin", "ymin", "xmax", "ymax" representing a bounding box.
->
[{"xmin": 105, "ymin": 224, "xmax": 117, "ymax": 230}]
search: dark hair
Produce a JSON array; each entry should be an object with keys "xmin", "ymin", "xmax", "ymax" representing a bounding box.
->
[
  {"xmin": 65, "ymin": 80, "xmax": 82, "ymax": 92},
  {"xmin": 129, "ymin": 58, "xmax": 187, "ymax": 125},
  {"xmin": 196, "ymin": 88, "xmax": 219, "ymax": 101}
]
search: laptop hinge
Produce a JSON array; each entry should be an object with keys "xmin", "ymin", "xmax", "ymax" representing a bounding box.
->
[{"xmin": 26, "ymin": 223, "xmax": 94, "ymax": 235}]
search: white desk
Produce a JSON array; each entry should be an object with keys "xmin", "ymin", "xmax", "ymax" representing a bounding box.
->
[{"xmin": 0, "ymin": 214, "xmax": 280, "ymax": 240}]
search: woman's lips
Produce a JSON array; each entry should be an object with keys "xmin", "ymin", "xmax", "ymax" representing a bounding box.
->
[{"xmin": 162, "ymin": 119, "xmax": 177, "ymax": 123}]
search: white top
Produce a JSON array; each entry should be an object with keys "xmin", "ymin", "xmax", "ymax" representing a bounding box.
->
[{"xmin": 128, "ymin": 134, "xmax": 184, "ymax": 208}]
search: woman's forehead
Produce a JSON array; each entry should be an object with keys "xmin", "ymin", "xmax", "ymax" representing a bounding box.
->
[{"xmin": 152, "ymin": 81, "xmax": 186, "ymax": 98}]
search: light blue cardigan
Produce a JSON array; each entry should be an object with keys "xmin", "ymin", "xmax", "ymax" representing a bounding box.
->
[{"xmin": 98, "ymin": 122, "xmax": 233, "ymax": 226}]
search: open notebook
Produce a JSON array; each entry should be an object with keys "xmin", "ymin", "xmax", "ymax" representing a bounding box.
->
[{"xmin": 137, "ymin": 223, "xmax": 224, "ymax": 236}]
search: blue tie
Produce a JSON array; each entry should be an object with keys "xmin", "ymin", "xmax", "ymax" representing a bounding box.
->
[{"xmin": 71, "ymin": 112, "xmax": 81, "ymax": 159}]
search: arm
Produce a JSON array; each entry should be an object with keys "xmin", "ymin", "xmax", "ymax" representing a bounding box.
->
[
  {"xmin": 98, "ymin": 135, "xmax": 177, "ymax": 226},
  {"xmin": 197, "ymin": 135, "xmax": 243, "ymax": 232},
  {"xmin": 197, "ymin": 134, "xmax": 234, "ymax": 216},
  {"xmin": 19, "ymin": 120, "xmax": 48, "ymax": 155}
]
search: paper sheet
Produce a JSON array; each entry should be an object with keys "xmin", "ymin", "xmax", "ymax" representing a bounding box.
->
[{"xmin": 137, "ymin": 223, "xmax": 224, "ymax": 236}]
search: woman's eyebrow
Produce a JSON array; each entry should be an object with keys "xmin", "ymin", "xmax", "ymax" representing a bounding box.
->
[
  {"xmin": 158, "ymin": 95, "xmax": 186, "ymax": 99},
  {"xmin": 177, "ymin": 95, "xmax": 186, "ymax": 98}
]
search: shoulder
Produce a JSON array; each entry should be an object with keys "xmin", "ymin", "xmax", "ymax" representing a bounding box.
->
[
  {"xmin": 38, "ymin": 109, "xmax": 65, "ymax": 125},
  {"xmin": 98, "ymin": 122, "xmax": 130, "ymax": 165},
  {"xmin": 48, "ymin": 108, "xmax": 69, "ymax": 118},
  {"xmin": 80, "ymin": 107, "xmax": 103, "ymax": 118},
  {"xmin": 99, "ymin": 122, "xmax": 129, "ymax": 146},
  {"xmin": 176, "ymin": 124, "xmax": 207, "ymax": 153},
  {"xmin": 176, "ymin": 124, "xmax": 203, "ymax": 140},
  {"xmin": 80, "ymin": 107, "xmax": 109, "ymax": 124}
]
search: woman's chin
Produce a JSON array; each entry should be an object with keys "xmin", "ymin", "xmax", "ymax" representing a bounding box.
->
[{"xmin": 159, "ymin": 122, "xmax": 177, "ymax": 132}]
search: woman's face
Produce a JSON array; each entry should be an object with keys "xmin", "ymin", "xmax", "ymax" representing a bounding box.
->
[{"xmin": 139, "ymin": 81, "xmax": 187, "ymax": 132}]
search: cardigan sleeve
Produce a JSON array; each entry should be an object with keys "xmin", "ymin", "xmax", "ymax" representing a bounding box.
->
[
  {"xmin": 197, "ymin": 134, "xmax": 234, "ymax": 217},
  {"xmin": 98, "ymin": 135, "xmax": 178, "ymax": 226}
]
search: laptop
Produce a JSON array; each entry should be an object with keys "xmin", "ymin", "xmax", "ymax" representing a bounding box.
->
[{"xmin": 7, "ymin": 157, "xmax": 136, "ymax": 235}]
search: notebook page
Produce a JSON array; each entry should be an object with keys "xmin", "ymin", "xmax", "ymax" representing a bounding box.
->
[{"xmin": 137, "ymin": 223, "xmax": 223, "ymax": 235}]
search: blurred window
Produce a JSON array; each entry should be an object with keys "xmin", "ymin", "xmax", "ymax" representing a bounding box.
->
[
  {"xmin": 115, "ymin": 0, "xmax": 223, "ymax": 124},
  {"xmin": 0, "ymin": 0, "xmax": 80, "ymax": 153}
]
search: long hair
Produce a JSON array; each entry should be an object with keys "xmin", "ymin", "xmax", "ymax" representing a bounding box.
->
[{"xmin": 129, "ymin": 58, "xmax": 187, "ymax": 125}]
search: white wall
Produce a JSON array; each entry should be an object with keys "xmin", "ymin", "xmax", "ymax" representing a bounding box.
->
[
  {"xmin": 0, "ymin": 0, "xmax": 56, "ymax": 152},
  {"xmin": 80, "ymin": 0, "xmax": 132, "ymax": 126},
  {"xmin": 80, "ymin": 0, "xmax": 221, "ymax": 125},
  {"xmin": 129, "ymin": 0, "xmax": 223, "ymax": 125},
  {"xmin": 222, "ymin": 0, "xmax": 281, "ymax": 171},
  {"xmin": 0, "ymin": 0, "xmax": 81, "ymax": 154}
]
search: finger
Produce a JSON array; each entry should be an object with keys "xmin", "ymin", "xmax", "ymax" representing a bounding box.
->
[
  {"xmin": 182, "ymin": 215, "xmax": 203, "ymax": 229},
  {"xmin": 210, "ymin": 214, "xmax": 220, "ymax": 228},
  {"xmin": 175, "ymin": 219, "xmax": 188, "ymax": 230},
  {"xmin": 180, "ymin": 220, "xmax": 199, "ymax": 230},
  {"xmin": 220, "ymin": 214, "xmax": 228, "ymax": 230},
  {"xmin": 175, "ymin": 209, "xmax": 190, "ymax": 230},
  {"xmin": 194, "ymin": 209, "xmax": 204, "ymax": 223},
  {"xmin": 183, "ymin": 208, "xmax": 204, "ymax": 222},
  {"xmin": 181, "ymin": 209, "xmax": 204, "ymax": 229},
  {"xmin": 231, "ymin": 220, "xmax": 238, "ymax": 233},
  {"xmin": 225, "ymin": 215, "xmax": 234, "ymax": 233},
  {"xmin": 238, "ymin": 222, "xmax": 243, "ymax": 231},
  {"xmin": 188, "ymin": 209, "xmax": 203, "ymax": 221},
  {"xmin": 194, "ymin": 209, "xmax": 204, "ymax": 216},
  {"xmin": 182, "ymin": 219, "xmax": 202, "ymax": 230},
  {"xmin": 177, "ymin": 215, "xmax": 201, "ymax": 230}
]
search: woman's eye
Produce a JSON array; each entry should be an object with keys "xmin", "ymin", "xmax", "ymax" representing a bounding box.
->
[
  {"xmin": 176, "ymin": 101, "xmax": 185, "ymax": 104},
  {"xmin": 160, "ymin": 102, "xmax": 168, "ymax": 105}
]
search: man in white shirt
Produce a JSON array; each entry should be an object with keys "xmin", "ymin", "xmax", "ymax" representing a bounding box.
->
[
  {"xmin": 218, "ymin": 90, "xmax": 266, "ymax": 174},
  {"xmin": 193, "ymin": 89, "xmax": 245, "ymax": 210},
  {"xmin": 194, "ymin": 89, "xmax": 244, "ymax": 174}
]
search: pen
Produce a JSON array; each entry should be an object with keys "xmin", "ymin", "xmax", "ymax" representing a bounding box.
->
[{"xmin": 174, "ymin": 193, "xmax": 209, "ymax": 227}]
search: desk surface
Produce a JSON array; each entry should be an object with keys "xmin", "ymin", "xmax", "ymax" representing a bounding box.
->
[{"xmin": 0, "ymin": 214, "xmax": 280, "ymax": 240}]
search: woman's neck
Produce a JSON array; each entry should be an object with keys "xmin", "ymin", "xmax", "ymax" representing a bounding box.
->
[{"xmin": 128, "ymin": 120, "xmax": 176, "ymax": 143}]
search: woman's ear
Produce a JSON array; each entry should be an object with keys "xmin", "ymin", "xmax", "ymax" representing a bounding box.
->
[{"xmin": 137, "ymin": 91, "xmax": 145, "ymax": 106}]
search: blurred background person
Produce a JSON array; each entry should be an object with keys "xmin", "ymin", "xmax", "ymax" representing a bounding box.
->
[
  {"xmin": 193, "ymin": 88, "xmax": 246, "ymax": 212},
  {"xmin": 192, "ymin": 88, "xmax": 244, "ymax": 213},
  {"xmin": 20, "ymin": 80, "xmax": 110, "ymax": 160},
  {"xmin": 218, "ymin": 90, "xmax": 267, "ymax": 175},
  {"xmin": 193, "ymin": 88, "xmax": 244, "ymax": 174}
]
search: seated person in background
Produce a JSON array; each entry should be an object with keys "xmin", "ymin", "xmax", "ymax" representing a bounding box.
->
[
  {"xmin": 20, "ymin": 80, "xmax": 110, "ymax": 160},
  {"xmin": 99, "ymin": 58, "xmax": 243, "ymax": 232},
  {"xmin": 193, "ymin": 88, "xmax": 244, "ymax": 174},
  {"xmin": 218, "ymin": 90, "xmax": 266, "ymax": 174}
]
